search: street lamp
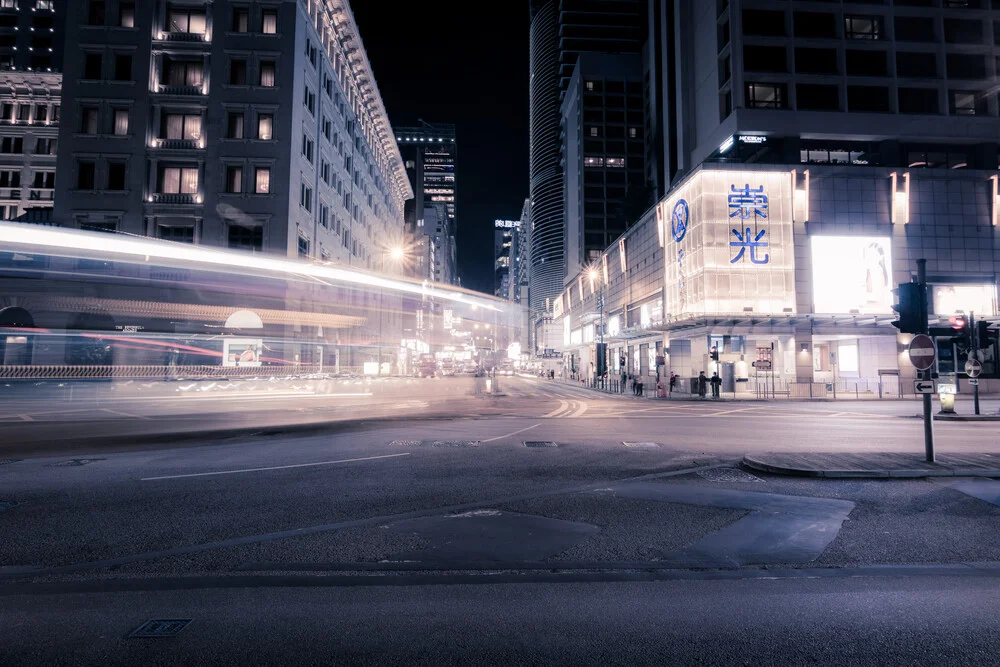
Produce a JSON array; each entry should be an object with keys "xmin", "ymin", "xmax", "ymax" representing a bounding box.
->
[{"xmin": 378, "ymin": 246, "xmax": 406, "ymax": 376}]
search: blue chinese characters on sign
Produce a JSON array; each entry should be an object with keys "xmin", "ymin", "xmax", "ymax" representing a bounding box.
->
[
  {"xmin": 728, "ymin": 184, "xmax": 770, "ymax": 265},
  {"xmin": 672, "ymin": 199, "xmax": 689, "ymax": 308}
]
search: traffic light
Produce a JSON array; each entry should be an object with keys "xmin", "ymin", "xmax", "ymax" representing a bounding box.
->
[
  {"xmin": 891, "ymin": 282, "xmax": 926, "ymax": 334},
  {"xmin": 975, "ymin": 321, "xmax": 992, "ymax": 350},
  {"xmin": 949, "ymin": 315, "xmax": 971, "ymax": 351},
  {"xmin": 710, "ymin": 345, "xmax": 719, "ymax": 362}
]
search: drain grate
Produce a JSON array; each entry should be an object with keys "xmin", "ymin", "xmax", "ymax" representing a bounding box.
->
[
  {"xmin": 524, "ymin": 441, "xmax": 558, "ymax": 448},
  {"xmin": 47, "ymin": 458, "xmax": 105, "ymax": 467},
  {"xmin": 430, "ymin": 440, "xmax": 480, "ymax": 448},
  {"xmin": 130, "ymin": 619, "xmax": 192, "ymax": 638},
  {"xmin": 697, "ymin": 467, "xmax": 765, "ymax": 483},
  {"xmin": 623, "ymin": 441, "xmax": 660, "ymax": 449},
  {"xmin": 0, "ymin": 459, "xmax": 21, "ymax": 466},
  {"xmin": 389, "ymin": 440, "xmax": 422, "ymax": 447}
]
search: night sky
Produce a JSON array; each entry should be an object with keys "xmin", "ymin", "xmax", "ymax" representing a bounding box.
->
[{"xmin": 351, "ymin": 2, "xmax": 529, "ymax": 295}]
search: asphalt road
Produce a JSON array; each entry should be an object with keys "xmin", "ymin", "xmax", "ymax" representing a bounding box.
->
[{"xmin": 2, "ymin": 375, "xmax": 999, "ymax": 664}]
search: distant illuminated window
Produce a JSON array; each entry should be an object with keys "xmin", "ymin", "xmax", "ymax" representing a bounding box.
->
[
  {"xmin": 606, "ymin": 157, "xmax": 626, "ymax": 168},
  {"xmin": 584, "ymin": 156, "xmax": 604, "ymax": 168}
]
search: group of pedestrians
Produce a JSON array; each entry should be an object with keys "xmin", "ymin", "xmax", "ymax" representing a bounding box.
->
[{"xmin": 695, "ymin": 370, "xmax": 722, "ymax": 398}]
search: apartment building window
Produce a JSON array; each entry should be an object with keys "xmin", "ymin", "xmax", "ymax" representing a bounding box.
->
[
  {"xmin": 17, "ymin": 105, "xmax": 28, "ymax": 122},
  {"xmin": 950, "ymin": 90, "xmax": 986, "ymax": 116},
  {"xmin": 848, "ymin": 85, "xmax": 890, "ymax": 112},
  {"xmin": 227, "ymin": 111, "xmax": 244, "ymax": 139},
  {"xmin": 77, "ymin": 161, "xmax": 96, "ymax": 190},
  {"xmin": 225, "ymin": 165, "xmax": 242, "ymax": 193},
  {"xmin": 946, "ymin": 53, "xmax": 986, "ymax": 79},
  {"xmin": 744, "ymin": 45, "xmax": 787, "ymax": 73},
  {"xmin": 305, "ymin": 39, "xmax": 317, "ymax": 67},
  {"xmin": 897, "ymin": 52, "xmax": 937, "ymax": 78},
  {"xmin": 163, "ymin": 113, "xmax": 201, "ymax": 140},
  {"xmin": 300, "ymin": 183, "xmax": 313, "ymax": 211},
  {"xmin": 107, "ymin": 162, "xmax": 126, "ymax": 190},
  {"xmin": 322, "ymin": 117, "xmax": 331, "ymax": 140},
  {"xmin": 119, "ymin": 2, "xmax": 135, "ymax": 28},
  {"xmin": 323, "ymin": 75, "xmax": 333, "ymax": 98},
  {"xmin": 158, "ymin": 226, "xmax": 194, "ymax": 243},
  {"xmin": 257, "ymin": 113, "xmax": 273, "ymax": 140},
  {"xmin": 229, "ymin": 58, "xmax": 247, "ymax": 85},
  {"xmin": 898, "ymin": 87, "xmax": 940, "ymax": 114},
  {"xmin": 895, "ymin": 16, "xmax": 936, "ymax": 42},
  {"xmin": 797, "ymin": 83, "xmax": 840, "ymax": 111},
  {"xmin": 262, "ymin": 9, "xmax": 277, "ymax": 34},
  {"xmin": 321, "ymin": 160, "xmax": 330, "ymax": 184},
  {"xmin": 0, "ymin": 170, "xmax": 19, "ymax": 187},
  {"xmin": 36, "ymin": 0, "xmax": 55, "ymax": 9},
  {"xmin": 846, "ymin": 50, "xmax": 888, "ymax": 76},
  {"xmin": 35, "ymin": 138, "xmax": 56, "ymax": 154},
  {"xmin": 794, "ymin": 11, "xmax": 836, "ymax": 39},
  {"xmin": 320, "ymin": 204, "xmax": 329, "ymax": 229},
  {"xmin": 167, "ymin": 6, "xmax": 207, "ymax": 34},
  {"xmin": 34, "ymin": 105, "xmax": 47, "ymax": 122},
  {"xmin": 88, "ymin": 1, "xmax": 106, "ymax": 26},
  {"xmin": 112, "ymin": 108, "xmax": 128, "ymax": 135},
  {"xmin": 83, "ymin": 53, "xmax": 103, "ymax": 80},
  {"xmin": 81, "ymin": 107, "xmax": 99, "ymax": 134},
  {"xmin": 795, "ymin": 47, "xmax": 838, "ymax": 75},
  {"xmin": 0, "ymin": 104, "xmax": 11, "ymax": 122},
  {"xmin": 944, "ymin": 18, "xmax": 983, "ymax": 44},
  {"xmin": 232, "ymin": 8, "xmax": 249, "ymax": 33},
  {"xmin": 259, "ymin": 60, "xmax": 276, "ymax": 87},
  {"xmin": 304, "ymin": 87, "xmax": 315, "ymax": 115},
  {"xmin": 301, "ymin": 135, "xmax": 314, "ymax": 163},
  {"xmin": 298, "ymin": 235, "xmax": 310, "ymax": 258},
  {"xmin": 159, "ymin": 166, "xmax": 199, "ymax": 194},
  {"xmin": 254, "ymin": 166, "xmax": 270, "ymax": 193},
  {"xmin": 228, "ymin": 224, "xmax": 262, "ymax": 251},
  {"xmin": 845, "ymin": 16, "xmax": 882, "ymax": 40},
  {"xmin": 742, "ymin": 9, "xmax": 785, "ymax": 37},
  {"xmin": 162, "ymin": 57, "xmax": 202, "ymax": 86},
  {"xmin": 52, "ymin": 105, "xmax": 60, "ymax": 122},
  {"xmin": 113, "ymin": 54, "xmax": 132, "ymax": 81},
  {"xmin": 745, "ymin": 83, "xmax": 786, "ymax": 109}
]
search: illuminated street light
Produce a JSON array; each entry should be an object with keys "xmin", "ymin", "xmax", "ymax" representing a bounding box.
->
[{"xmin": 390, "ymin": 246, "xmax": 405, "ymax": 261}]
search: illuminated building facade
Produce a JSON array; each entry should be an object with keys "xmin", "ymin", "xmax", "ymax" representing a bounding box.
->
[
  {"xmin": 397, "ymin": 122, "xmax": 458, "ymax": 285},
  {"xmin": 54, "ymin": 0, "xmax": 411, "ymax": 269}
]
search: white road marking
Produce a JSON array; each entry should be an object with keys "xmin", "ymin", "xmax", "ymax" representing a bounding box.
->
[
  {"xmin": 101, "ymin": 408, "xmax": 151, "ymax": 420},
  {"xmin": 480, "ymin": 423, "xmax": 541, "ymax": 443},
  {"xmin": 542, "ymin": 400, "xmax": 569, "ymax": 418},
  {"xmin": 141, "ymin": 452, "xmax": 410, "ymax": 481},
  {"xmin": 17, "ymin": 414, "xmax": 34, "ymax": 422},
  {"xmin": 569, "ymin": 401, "xmax": 589, "ymax": 418}
]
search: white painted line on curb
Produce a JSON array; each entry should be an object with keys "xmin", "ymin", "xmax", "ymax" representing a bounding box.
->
[
  {"xmin": 480, "ymin": 423, "xmax": 541, "ymax": 443},
  {"xmin": 141, "ymin": 453, "xmax": 411, "ymax": 481}
]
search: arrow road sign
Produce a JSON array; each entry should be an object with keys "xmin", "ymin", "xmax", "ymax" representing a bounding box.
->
[
  {"xmin": 969, "ymin": 378, "xmax": 979, "ymax": 386},
  {"xmin": 913, "ymin": 380, "xmax": 936, "ymax": 394},
  {"xmin": 965, "ymin": 358, "xmax": 982, "ymax": 378},
  {"xmin": 908, "ymin": 334, "xmax": 936, "ymax": 371}
]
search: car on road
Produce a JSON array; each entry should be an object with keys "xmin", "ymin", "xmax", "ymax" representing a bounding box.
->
[{"xmin": 414, "ymin": 354, "xmax": 438, "ymax": 378}]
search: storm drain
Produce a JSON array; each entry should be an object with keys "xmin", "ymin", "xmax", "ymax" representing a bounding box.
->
[
  {"xmin": 697, "ymin": 467, "xmax": 765, "ymax": 483},
  {"xmin": 524, "ymin": 441, "xmax": 558, "ymax": 448},
  {"xmin": 430, "ymin": 440, "xmax": 480, "ymax": 448},
  {"xmin": 623, "ymin": 441, "xmax": 660, "ymax": 449},
  {"xmin": 47, "ymin": 458, "xmax": 106, "ymax": 467},
  {"xmin": 130, "ymin": 619, "xmax": 192, "ymax": 638}
]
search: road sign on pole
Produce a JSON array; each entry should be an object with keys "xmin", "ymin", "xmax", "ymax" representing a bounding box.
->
[
  {"xmin": 965, "ymin": 358, "xmax": 982, "ymax": 378},
  {"xmin": 913, "ymin": 380, "xmax": 935, "ymax": 394},
  {"xmin": 907, "ymin": 334, "xmax": 936, "ymax": 371}
]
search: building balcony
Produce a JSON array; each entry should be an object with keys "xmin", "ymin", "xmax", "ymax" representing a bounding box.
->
[
  {"xmin": 150, "ymin": 138, "xmax": 204, "ymax": 150},
  {"xmin": 149, "ymin": 193, "xmax": 201, "ymax": 205},
  {"xmin": 153, "ymin": 84, "xmax": 206, "ymax": 96}
]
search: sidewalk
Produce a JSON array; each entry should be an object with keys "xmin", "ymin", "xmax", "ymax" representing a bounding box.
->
[{"xmin": 744, "ymin": 452, "xmax": 1000, "ymax": 478}]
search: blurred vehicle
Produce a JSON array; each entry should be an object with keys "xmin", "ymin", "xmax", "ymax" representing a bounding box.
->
[
  {"xmin": 415, "ymin": 353, "xmax": 438, "ymax": 378},
  {"xmin": 498, "ymin": 362, "xmax": 515, "ymax": 376},
  {"xmin": 440, "ymin": 359, "xmax": 456, "ymax": 376}
]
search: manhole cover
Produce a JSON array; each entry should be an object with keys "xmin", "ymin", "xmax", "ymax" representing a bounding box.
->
[
  {"xmin": 130, "ymin": 619, "xmax": 192, "ymax": 638},
  {"xmin": 430, "ymin": 440, "xmax": 480, "ymax": 448},
  {"xmin": 623, "ymin": 441, "xmax": 660, "ymax": 449},
  {"xmin": 47, "ymin": 459, "xmax": 105, "ymax": 467},
  {"xmin": 697, "ymin": 467, "xmax": 765, "ymax": 483},
  {"xmin": 524, "ymin": 441, "xmax": 558, "ymax": 448},
  {"xmin": 0, "ymin": 459, "xmax": 21, "ymax": 466},
  {"xmin": 389, "ymin": 440, "xmax": 421, "ymax": 447}
]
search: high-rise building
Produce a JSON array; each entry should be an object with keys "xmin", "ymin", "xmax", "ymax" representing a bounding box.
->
[
  {"xmin": 54, "ymin": 0, "xmax": 411, "ymax": 269},
  {"xmin": 0, "ymin": 0, "xmax": 66, "ymax": 223},
  {"xmin": 397, "ymin": 122, "xmax": 458, "ymax": 285},
  {"xmin": 528, "ymin": 0, "xmax": 646, "ymax": 324},
  {"xmin": 561, "ymin": 52, "xmax": 648, "ymax": 281}
]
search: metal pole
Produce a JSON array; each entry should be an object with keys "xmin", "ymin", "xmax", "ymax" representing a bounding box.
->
[
  {"xmin": 770, "ymin": 342, "xmax": 775, "ymax": 400},
  {"xmin": 377, "ymin": 252, "xmax": 384, "ymax": 376},
  {"xmin": 917, "ymin": 259, "xmax": 935, "ymax": 462},
  {"xmin": 971, "ymin": 310, "xmax": 980, "ymax": 415}
]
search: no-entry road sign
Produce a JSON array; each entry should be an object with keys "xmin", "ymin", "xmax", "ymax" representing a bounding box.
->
[
  {"xmin": 965, "ymin": 358, "xmax": 982, "ymax": 378},
  {"xmin": 908, "ymin": 335, "xmax": 936, "ymax": 370}
]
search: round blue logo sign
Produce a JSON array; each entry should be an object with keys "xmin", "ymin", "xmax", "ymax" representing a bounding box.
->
[{"xmin": 671, "ymin": 199, "xmax": 689, "ymax": 243}]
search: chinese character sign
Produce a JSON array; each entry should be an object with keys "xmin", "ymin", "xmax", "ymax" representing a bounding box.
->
[{"xmin": 728, "ymin": 184, "xmax": 769, "ymax": 265}]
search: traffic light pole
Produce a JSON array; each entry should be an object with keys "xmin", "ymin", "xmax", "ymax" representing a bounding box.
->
[
  {"xmin": 917, "ymin": 259, "xmax": 935, "ymax": 462},
  {"xmin": 970, "ymin": 311, "xmax": 980, "ymax": 416}
]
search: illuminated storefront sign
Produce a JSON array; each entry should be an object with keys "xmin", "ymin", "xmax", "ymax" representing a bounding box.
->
[
  {"xmin": 932, "ymin": 284, "xmax": 997, "ymax": 317},
  {"xmin": 739, "ymin": 135, "xmax": 767, "ymax": 144},
  {"xmin": 811, "ymin": 236, "xmax": 892, "ymax": 314},
  {"xmin": 494, "ymin": 219, "xmax": 520, "ymax": 229},
  {"xmin": 662, "ymin": 170, "xmax": 796, "ymax": 317}
]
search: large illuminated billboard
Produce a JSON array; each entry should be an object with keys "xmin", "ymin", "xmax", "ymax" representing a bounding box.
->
[
  {"xmin": 662, "ymin": 170, "xmax": 796, "ymax": 317},
  {"xmin": 811, "ymin": 236, "xmax": 892, "ymax": 314},
  {"xmin": 931, "ymin": 284, "xmax": 997, "ymax": 317}
]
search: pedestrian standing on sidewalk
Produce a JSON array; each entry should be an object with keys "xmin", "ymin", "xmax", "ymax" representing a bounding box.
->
[
  {"xmin": 669, "ymin": 372, "xmax": 676, "ymax": 394},
  {"xmin": 697, "ymin": 370, "xmax": 708, "ymax": 398},
  {"xmin": 710, "ymin": 371, "xmax": 722, "ymax": 398},
  {"xmin": 636, "ymin": 376, "xmax": 644, "ymax": 397},
  {"xmin": 620, "ymin": 370, "xmax": 627, "ymax": 393}
]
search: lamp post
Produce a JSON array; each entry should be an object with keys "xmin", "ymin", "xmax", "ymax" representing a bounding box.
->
[
  {"xmin": 377, "ymin": 246, "xmax": 405, "ymax": 376},
  {"xmin": 589, "ymin": 268, "xmax": 604, "ymax": 389}
]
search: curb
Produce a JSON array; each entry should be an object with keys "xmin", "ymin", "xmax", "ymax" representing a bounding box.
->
[{"xmin": 742, "ymin": 455, "xmax": 1000, "ymax": 479}]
